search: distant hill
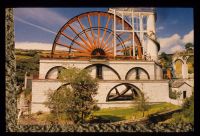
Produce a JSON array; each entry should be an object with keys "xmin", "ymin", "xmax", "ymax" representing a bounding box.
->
[{"xmin": 15, "ymin": 49, "xmax": 43, "ymax": 85}]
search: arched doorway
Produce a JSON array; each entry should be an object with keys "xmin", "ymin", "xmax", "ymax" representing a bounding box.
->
[
  {"xmin": 45, "ymin": 66, "xmax": 66, "ymax": 79},
  {"xmin": 125, "ymin": 67, "xmax": 150, "ymax": 80},
  {"xmin": 106, "ymin": 83, "xmax": 142, "ymax": 101},
  {"xmin": 84, "ymin": 64, "xmax": 121, "ymax": 80},
  {"xmin": 174, "ymin": 59, "xmax": 184, "ymax": 78},
  {"xmin": 186, "ymin": 56, "xmax": 194, "ymax": 74}
]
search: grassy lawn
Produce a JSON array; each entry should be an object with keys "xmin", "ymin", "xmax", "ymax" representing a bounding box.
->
[
  {"xmin": 93, "ymin": 102, "xmax": 180, "ymax": 122},
  {"xmin": 18, "ymin": 103, "xmax": 180, "ymax": 125}
]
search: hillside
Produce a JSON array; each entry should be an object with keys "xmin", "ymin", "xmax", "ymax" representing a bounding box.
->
[{"xmin": 15, "ymin": 49, "xmax": 52, "ymax": 85}]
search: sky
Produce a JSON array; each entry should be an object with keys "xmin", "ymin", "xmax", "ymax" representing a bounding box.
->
[{"xmin": 13, "ymin": 8, "xmax": 193, "ymax": 54}]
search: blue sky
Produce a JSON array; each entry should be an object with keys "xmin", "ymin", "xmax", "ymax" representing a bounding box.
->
[{"xmin": 14, "ymin": 8, "xmax": 193, "ymax": 53}]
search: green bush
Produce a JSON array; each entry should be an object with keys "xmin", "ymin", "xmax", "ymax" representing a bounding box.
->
[
  {"xmin": 169, "ymin": 91, "xmax": 194, "ymax": 124},
  {"xmin": 45, "ymin": 67, "xmax": 99, "ymax": 124}
]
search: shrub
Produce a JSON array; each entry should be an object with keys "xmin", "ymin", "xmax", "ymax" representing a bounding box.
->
[
  {"xmin": 135, "ymin": 93, "xmax": 150, "ymax": 117},
  {"xmin": 45, "ymin": 67, "xmax": 99, "ymax": 124}
]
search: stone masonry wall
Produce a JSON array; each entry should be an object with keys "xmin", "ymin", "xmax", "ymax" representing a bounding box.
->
[
  {"xmin": 39, "ymin": 59, "xmax": 158, "ymax": 80},
  {"xmin": 5, "ymin": 8, "xmax": 18, "ymax": 131},
  {"xmin": 31, "ymin": 80, "xmax": 169, "ymax": 113}
]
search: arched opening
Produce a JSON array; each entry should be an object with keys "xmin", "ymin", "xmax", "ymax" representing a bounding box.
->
[
  {"xmin": 91, "ymin": 48, "xmax": 106, "ymax": 59},
  {"xmin": 84, "ymin": 64, "xmax": 121, "ymax": 80},
  {"xmin": 186, "ymin": 56, "xmax": 194, "ymax": 74},
  {"xmin": 174, "ymin": 59, "xmax": 184, "ymax": 78},
  {"xmin": 125, "ymin": 67, "xmax": 150, "ymax": 80},
  {"xmin": 45, "ymin": 66, "xmax": 66, "ymax": 79},
  {"xmin": 56, "ymin": 83, "xmax": 71, "ymax": 91},
  {"xmin": 106, "ymin": 83, "xmax": 142, "ymax": 101}
]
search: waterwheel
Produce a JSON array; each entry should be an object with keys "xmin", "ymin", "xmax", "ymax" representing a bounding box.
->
[{"xmin": 51, "ymin": 11, "xmax": 142, "ymax": 59}]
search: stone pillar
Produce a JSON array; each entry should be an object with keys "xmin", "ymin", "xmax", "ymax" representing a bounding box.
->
[
  {"xmin": 5, "ymin": 8, "xmax": 18, "ymax": 131},
  {"xmin": 146, "ymin": 13, "xmax": 158, "ymax": 61},
  {"xmin": 182, "ymin": 60, "xmax": 188, "ymax": 79}
]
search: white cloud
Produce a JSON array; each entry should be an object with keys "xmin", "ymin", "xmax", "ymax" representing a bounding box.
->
[
  {"xmin": 170, "ymin": 44, "xmax": 184, "ymax": 53},
  {"xmin": 159, "ymin": 33, "xmax": 182, "ymax": 49},
  {"xmin": 158, "ymin": 29, "xmax": 193, "ymax": 54},
  {"xmin": 15, "ymin": 42, "xmax": 53, "ymax": 50},
  {"xmin": 14, "ymin": 8, "xmax": 68, "ymax": 26},
  {"xmin": 182, "ymin": 30, "xmax": 194, "ymax": 44},
  {"xmin": 15, "ymin": 42, "xmax": 69, "ymax": 51}
]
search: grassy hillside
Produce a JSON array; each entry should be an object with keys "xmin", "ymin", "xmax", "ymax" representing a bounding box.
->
[{"xmin": 15, "ymin": 49, "xmax": 51, "ymax": 85}]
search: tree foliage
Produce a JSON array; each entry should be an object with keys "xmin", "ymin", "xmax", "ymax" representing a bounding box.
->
[
  {"xmin": 45, "ymin": 87, "xmax": 74, "ymax": 123},
  {"xmin": 182, "ymin": 91, "xmax": 194, "ymax": 124},
  {"xmin": 45, "ymin": 67, "xmax": 99, "ymax": 123},
  {"xmin": 169, "ymin": 89, "xmax": 182, "ymax": 100},
  {"xmin": 185, "ymin": 43, "xmax": 193, "ymax": 51},
  {"xmin": 16, "ymin": 50, "xmax": 40, "ymax": 84},
  {"xmin": 170, "ymin": 90, "xmax": 194, "ymax": 124},
  {"xmin": 159, "ymin": 52, "xmax": 172, "ymax": 69},
  {"xmin": 135, "ymin": 93, "xmax": 150, "ymax": 117}
]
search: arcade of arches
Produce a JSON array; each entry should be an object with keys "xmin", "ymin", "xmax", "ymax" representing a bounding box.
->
[{"xmin": 173, "ymin": 55, "xmax": 194, "ymax": 79}]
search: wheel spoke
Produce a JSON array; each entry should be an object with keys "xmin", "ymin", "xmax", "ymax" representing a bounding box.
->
[
  {"xmin": 68, "ymin": 24, "xmax": 92, "ymax": 51},
  {"xmin": 100, "ymin": 15, "xmax": 110, "ymax": 48},
  {"xmin": 77, "ymin": 17, "xmax": 94, "ymax": 50},
  {"xmin": 55, "ymin": 41, "xmax": 88, "ymax": 53},
  {"xmin": 98, "ymin": 13, "xmax": 101, "ymax": 48},
  {"xmin": 87, "ymin": 14, "xmax": 96, "ymax": 48},
  {"xmin": 60, "ymin": 32, "xmax": 91, "ymax": 52}
]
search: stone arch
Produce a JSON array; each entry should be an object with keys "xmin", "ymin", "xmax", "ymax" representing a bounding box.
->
[
  {"xmin": 45, "ymin": 66, "xmax": 66, "ymax": 79},
  {"xmin": 186, "ymin": 56, "xmax": 194, "ymax": 74},
  {"xmin": 56, "ymin": 83, "xmax": 71, "ymax": 91},
  {"xmin": 84, "ymin": 64, "xmax": 121, "ymax": 80},
  {"xmin": 125, "ymin": 67, "xmax": 150, "ymax": 80},
  {"xmin": 174, "ymin": 58, "xmax": 184, "ymax": 64},
  {"xmin": 106, "ymin": 83, "xmax": 142, "ymax": 101},
  {"xmin": 174, "ymin": 59, "xmax": 184, "ymax": 78}
]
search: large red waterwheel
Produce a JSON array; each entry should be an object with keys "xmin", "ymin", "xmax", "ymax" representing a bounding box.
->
[{"xmin": 51, "ymin": 11, "xmax": 142, "ymax": 59}]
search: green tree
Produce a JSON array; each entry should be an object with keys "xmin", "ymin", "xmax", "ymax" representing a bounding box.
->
[
  {"xmin": 170, "ymin": 90, "xmax": 194, "ymax": 124},
  {"xmin": 135, "ymin": 93, "xmax": 149, "ymax": 117},
  {"xmin": 45, "ymin": 67, "xmax": 99, "ymax": 123},
  {"xmin": 159, "ymin": 52, "xmax": 172, "ymax": 69},
  {"xmin": 45, "ymin": 86, "xmax": 74, "ymax": 123},
  {"xmin": 185, "ymin": 43, "xmax": 193, "ymax": 51},
  {"xmin": 169, "ymin": 89, "xmax": 182, "ymax": 100},
  {"xmin": 182, "ymin": 91, "xmax": 194, "ymax": 124}
]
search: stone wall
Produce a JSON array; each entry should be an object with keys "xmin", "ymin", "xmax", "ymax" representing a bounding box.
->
[
  {"xmin": 5, "ymin": 8, "xmax": 18, "ymax": 131},
  {"xmin": 39, "ymin": 59, "xmax": 161, "ymax": 80},
  {"xmin": 31, "ymin": 80, "xmax": 170, "ymax": 113}
]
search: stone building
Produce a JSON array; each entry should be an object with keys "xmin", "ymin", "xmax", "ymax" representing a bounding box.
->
[
  {"xmin": 29, "ymin": 8, "xmax": 193, "ymax": 113},
  {"xmin": 171, "ymin": 80, "xmax": 193, "ymax": 100}
]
